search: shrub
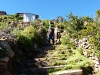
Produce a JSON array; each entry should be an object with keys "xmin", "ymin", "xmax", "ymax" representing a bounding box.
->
[
  {"xmin": 61, "ymin": 35, "xmax": 69, "ymax": 45},
  {"xmin": 78, "ymin": 48, "xmax": 83, "ymax": 55},
  {"xmin": 17, "ymin": 24, "xmax": 22, "ymax": 29},
  {"xmin": 94, "ymin": 50, "xmax": 100, "ymax": 60},
  {"xmin": 16, "ymin": 25, "xmax": 43, "ymax": 52}
]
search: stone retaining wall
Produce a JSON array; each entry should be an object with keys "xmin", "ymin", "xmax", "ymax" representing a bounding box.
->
[
  {"xmin": 74, "ymin": 37, "xmax": 100, "ymax": 73},
  {"xmin": 0, "ymin": 38, "xmax": 15, "ymax": 75}
]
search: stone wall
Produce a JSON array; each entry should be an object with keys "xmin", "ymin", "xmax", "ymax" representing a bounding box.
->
[
  {"xmin": 74, "ymin": 36, "xmax": 100, "ymax": 73},
  {"xmin": 0, "ymin": 38, "xmax": 15, "ymax": 75}
]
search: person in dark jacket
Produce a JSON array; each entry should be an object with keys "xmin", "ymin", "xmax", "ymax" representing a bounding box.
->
[{"xmin": 47, "ymin": 26, "xmax": 54, "ymax": 45}]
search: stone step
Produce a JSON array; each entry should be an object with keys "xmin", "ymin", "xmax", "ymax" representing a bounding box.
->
[
  {"xmin": 17, "ymin": 65, "xmax": 65, "ymax": 74},
  {"xmin": 21, "ymin": 62, "xmax": 38, "ymax": 68},
  {"xmin": 18, "ymin": 69, "xmax": 82, "ymax": 75},
  {"xmin": 18, "ymin": 73, "xmax": 46, "ymax": 75},
  {"xmin": 43, "ymin": 46, "xmax": 55, "ymax": 50},
  {"xmin": 35, "ymin": 58, "xmax": 47, "ymax": 61},
  {"xmin": 20, "ymin": 59, "xmax": 39, "ymax": 68},
  {"xmin": 52, "ymin": 70, "xmax": 82, "ymax": 75}
]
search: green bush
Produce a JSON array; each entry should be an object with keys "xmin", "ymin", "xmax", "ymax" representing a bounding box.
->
[
  {"xmin": 61, "ymin": 35, "xmax": 69, "ymax": 45},
  {"xmin": 16, "ymin": 25, "xmax": 43, "ymax": 52},
  {"xmin": 78, "ymin": 48, "xmax": 83, "ymax": 55},
  {"xmin": 94, "ymin": 50, "xmax": 100, "ymax": 60}
]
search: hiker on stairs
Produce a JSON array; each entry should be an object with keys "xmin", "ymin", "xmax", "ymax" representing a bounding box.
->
[
  {"xmin": 54, "ymin": 25, "xmax": 61, "ymax": 44},
  {"xmin": 47, "ymin": 26, "xmax": 54, "ymax": 45}
]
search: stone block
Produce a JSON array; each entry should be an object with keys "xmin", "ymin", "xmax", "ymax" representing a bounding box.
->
[
  {"xmin": 53, "ymin": 70, "xmax": 82, "ymax": 75},
  {"xmin": 0, "ymin": 56, "xmax": 9, "ymax": 62},
  {"xmin": 94, "ymin": 67, "xmax": 99, "ymax": 72}
]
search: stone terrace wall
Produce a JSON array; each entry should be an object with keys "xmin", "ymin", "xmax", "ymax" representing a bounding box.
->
[
  {"xmin": 0, "ymin": 25, "xmax": 17, "ymax": 75},
  {"xmin": 74, "ymin": 36, "xmax": 100, "ymax": 73}
]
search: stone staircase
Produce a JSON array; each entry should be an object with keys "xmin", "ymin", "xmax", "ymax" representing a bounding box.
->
[
  {"xmin": 16, "ymin": 60, "xmax": 49, "ymax": 75},
  {"xmin": 16, "ymin": 45, "xmax": 83, "ymax": 75},
  {"xmin": 16, "ymin": 45, "xmax": 55, "ymax": 75}
]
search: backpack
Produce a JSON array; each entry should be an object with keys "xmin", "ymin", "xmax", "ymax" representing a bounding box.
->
[{"xmin": 47, "ymin": 28, "xmax": 54, "ymax": 36}]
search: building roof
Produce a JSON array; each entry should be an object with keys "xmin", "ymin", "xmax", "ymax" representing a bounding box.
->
[
  {"xmin": 0, "ymin": 11, "xmax": 7, "ymax": 15},
  {"xmin": 0, "ymin": 11, "xmax": 6, "ymax": 13},
  {"xmin": 16, "ymin": 13, "xmax": 38, "ymax": 16}
]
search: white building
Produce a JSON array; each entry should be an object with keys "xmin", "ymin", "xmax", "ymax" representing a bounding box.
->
[
  {"xmin": 23, "ymin": 13, "xmax": 36, "ymax": 22},
  {"xmin": 16, "ymin": 13, "xmax": 39, "ymax": 22}
]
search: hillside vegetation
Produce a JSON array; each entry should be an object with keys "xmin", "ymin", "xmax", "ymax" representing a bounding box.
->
[{"xmin": 0, "ymin": 10, "xmax": 100, "ymax": 75}]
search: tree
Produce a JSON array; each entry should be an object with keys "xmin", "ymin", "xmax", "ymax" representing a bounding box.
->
[
  {"xmin": 56, "ymin": 16, "xmax": 64, "ymax": 23},
  {"xmin": 80, "ymin": 16, "xmax": 93, "ymax": 23},
  {"xmin": 96, "ymin": 10, "xmax": 100, "ymax": 22}
]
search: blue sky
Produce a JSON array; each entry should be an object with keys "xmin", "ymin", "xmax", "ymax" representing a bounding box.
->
[{"xmin": 0, "ymin": 0, "xmax": 100, "ymax": 19}]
